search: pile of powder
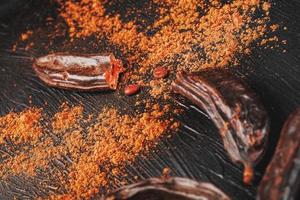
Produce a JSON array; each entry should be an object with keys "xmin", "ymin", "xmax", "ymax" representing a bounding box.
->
[
  {"xmin": 52, "ymin": 103, "xmax": 84, "ymax": 132},
  {"xmin": 58, "ymin": 0, "xmax": 278, "ymax": 70},
  {"xmin": 14, "ymin": 0, "xmax": 282, "ymax": 99},
  {"xmin": 0, "ymin": 104, "xmax": 179, "ymax": 199},
  {"xmin": 55, "ymin": 0, "xmax": 280, "ymax": 98},
  {"xmin": 0, "ymin": 108, "xmax": 42, "ymax": 145}
]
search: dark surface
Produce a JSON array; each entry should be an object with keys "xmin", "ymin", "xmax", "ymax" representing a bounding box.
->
[{"xmin": 0, "ymin": 0, "xmax": 299, "ymax": 199}]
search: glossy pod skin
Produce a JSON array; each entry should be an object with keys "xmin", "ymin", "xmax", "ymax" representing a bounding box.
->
[
  {"xmin": 100, "ymin": 177, "xmax": 230, "ymax": 200},
  {"xmin": 257, "ymin": 108, "xmax": 300, "ymax": 200},
  {"xmin": 172, "ymin": 70, "xmax": 270, "ymax": 184},
  {"xmin": 33, "ymin": 53, "xmax": 125, "ymax": 91}
]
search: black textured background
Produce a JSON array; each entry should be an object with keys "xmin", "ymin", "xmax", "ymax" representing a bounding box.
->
[{"xmin": 0, "ymin": 0, "xmax": 299, "ymax": 199}]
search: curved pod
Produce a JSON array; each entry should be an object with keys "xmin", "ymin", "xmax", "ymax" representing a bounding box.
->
[{"xmin": 172, "ymin": 70, "xmax": 270, "ymax": 184}]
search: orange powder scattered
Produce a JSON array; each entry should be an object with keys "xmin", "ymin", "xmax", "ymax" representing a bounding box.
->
[
  {"xmin": 55, "ymin": 0, "xmax": 280, "ymax": 98},
  {"xmin": 58, "ymin": 0, "xmax": 277, "ymax": 70},
  {"xmin": 138, "ymin": 0, "xmax": 276, "ymax": 70},
  {"xmin": 0, "ymin": 108, "xmax": 42, "ymax": 145},
  {"xmin": 149, "ymin": 79, "xmax": 171, "ymax": 99},
  {"xmin": 52, "ymin": 103, "xmax": 84, "ymax": 132},
  {"xmin": 0, "ymin": 104, "xmax": 179, "ymax": 199},
  {"xmin": 66, "ymin": 106, "xmax": 178, "ymax": 198},
  {"xmin": 0, "ymin": 138, "xmax": 62, "ymax": 178},
  {"xmin": 15, "ymin": 0, "xmax": 282, "ymax": 100}
]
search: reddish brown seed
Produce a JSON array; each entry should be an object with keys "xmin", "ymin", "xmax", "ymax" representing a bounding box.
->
[
  {"xmin": 153, "ymin": 66, "xmax": 169, "ymax": 79},
  {"xmin": 124, "ymin": 84, "xmax": 140, "ymax": 96}
]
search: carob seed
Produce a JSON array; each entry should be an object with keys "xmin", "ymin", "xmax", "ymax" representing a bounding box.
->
[
  {"xmin": 124, "ymin": 84, "xmax": 140, "ymax": 96},
  {"xmin": 153, "ymin": 66, "xmax": 169, "ymax": 79}
]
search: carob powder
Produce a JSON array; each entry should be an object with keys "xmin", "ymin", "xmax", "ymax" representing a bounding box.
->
[
  {"xmin": 54, "ymin": 0, "xmax": 281, "ymax": 98},
  {"xmin": 0, "ymin": 104, "xmax": 178, "ymax": 199}
]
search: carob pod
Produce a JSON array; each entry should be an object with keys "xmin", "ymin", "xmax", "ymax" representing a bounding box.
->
[
  {"xmin": 101, "ymin": 177, "xmax": 230, "ymax": 200},
  {"xmin": 257, "ymin": 108, "xmax": 300, "ymax": 200},
  {"xmin": 33, "ymin": 53, "xmax": 125, "ymax": 91},
  {"xmin": 172, "ymin": 70, "xmax": 269, "ymax": 184}
]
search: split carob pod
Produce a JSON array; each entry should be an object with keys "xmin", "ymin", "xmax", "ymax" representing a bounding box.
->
[
  {"xmin": 101, "ymin": 177, "xmax": 230, "ymax": 200},
  {"xmin": 32, "ymin": 53, "xmax": 125, "ymax": 91},
  {"xmin": 257, "ymin": 108, "xmax": 300, "ymax": 200},
  {"xmin": 172, "ymin": 70, "xmax": 269, "ymax": 184}
]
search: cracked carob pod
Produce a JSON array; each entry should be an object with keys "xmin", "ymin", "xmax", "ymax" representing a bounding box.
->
[
  {"xmin": 172, "ymin": 70, "xmax": 269, "ymax": 184},
  {"xmin": 33, "ymin": 53, "xmax": 125, "ymax": 91},
  {"xmin": 101, "ymin": 177, "xmax": 230, "ymax": 200},
  {"xmin": 257, "ymin": 108, "xmax": 300, "ymax": 200}
]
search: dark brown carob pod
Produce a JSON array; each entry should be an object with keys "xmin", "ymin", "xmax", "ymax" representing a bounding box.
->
[
  {"xmin": 33, "ymin": 53, "xmax": 125, "ymax": 91},
  {"xmin": 257, "ymin": 108, "xmax": 300, "ymax": 200},
  {"xmin": 172, "ymin": 70, "xmax": 269, "ymax": 184},
  {"xmin": 101, "ymin": 177, "xmax": 230, "ymax": 200}
]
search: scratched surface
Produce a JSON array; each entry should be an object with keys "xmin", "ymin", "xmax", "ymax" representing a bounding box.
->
[{"xmin": 0, "ymin": 0, "xmax": 300, "ymax": 199}]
